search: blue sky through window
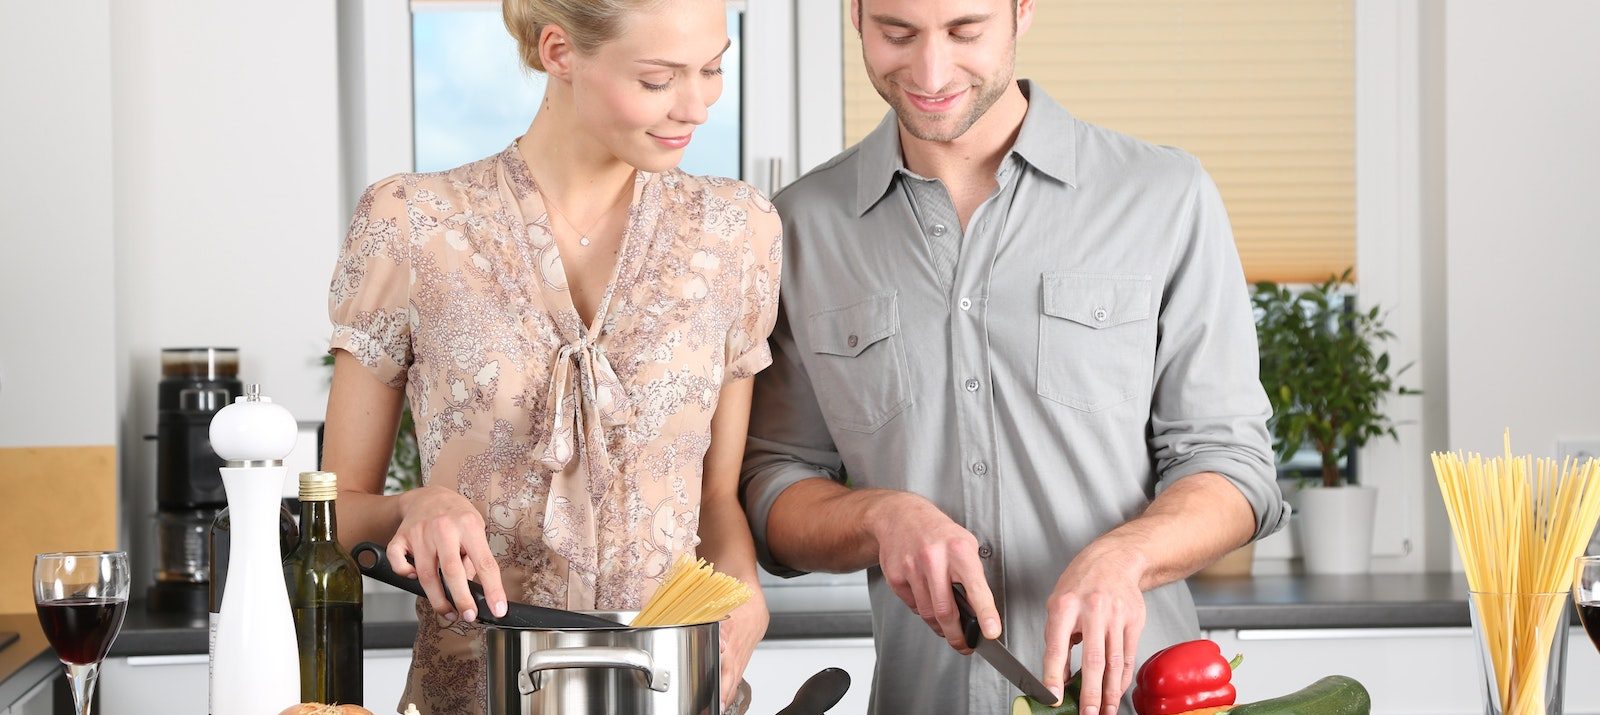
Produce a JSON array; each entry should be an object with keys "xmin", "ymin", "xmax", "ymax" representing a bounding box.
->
[{"xmin": 412, "ymin": 8, "xmax": 742, "ymax": 178}]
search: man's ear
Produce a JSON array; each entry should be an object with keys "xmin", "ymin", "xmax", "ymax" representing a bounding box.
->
[
  {"xmin": 850, "ymin": 0, "xmax": 864, "ymax": 35},
  {"xmin": 1016, "ymin": 0, "xmax": 1036, "ymax": 37}
]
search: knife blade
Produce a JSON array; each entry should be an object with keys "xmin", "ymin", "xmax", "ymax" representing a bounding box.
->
[{"xmin": 952, "ymin": 583, "xmax": 1059, "ymax": 705}]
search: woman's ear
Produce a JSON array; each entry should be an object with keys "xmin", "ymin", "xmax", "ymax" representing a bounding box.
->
[{"xmin": 539, "ymin": 24, "xmax": 576, "ymax": 80}]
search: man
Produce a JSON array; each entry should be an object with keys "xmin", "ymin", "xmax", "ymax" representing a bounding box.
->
[{"xmin": 740, "ymin": 0, "xmax": 1288, "ymax": 713}]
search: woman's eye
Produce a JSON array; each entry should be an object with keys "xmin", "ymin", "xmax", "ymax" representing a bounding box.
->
[
  {"xmin": 641, "ymin": 79, "xmax": 672, "ymax": 92},
  {"xmin": 702, "ymin": 67, "xmax": 724, "ymax": 78}
]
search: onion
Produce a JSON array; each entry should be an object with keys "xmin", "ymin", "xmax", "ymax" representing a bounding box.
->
[{"xmin": 278, "ymin": 705, "xmax": 375, "ymax": 715}]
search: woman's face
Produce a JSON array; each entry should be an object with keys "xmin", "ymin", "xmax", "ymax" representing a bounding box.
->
[{"xmin": 567, "ymin": 0, "xmax": 729, "ymax": 173}]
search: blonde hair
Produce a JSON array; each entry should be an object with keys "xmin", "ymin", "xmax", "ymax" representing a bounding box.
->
[{"xmin": 503, "ymin": 0, "xmax": 664, "ymax": 73}]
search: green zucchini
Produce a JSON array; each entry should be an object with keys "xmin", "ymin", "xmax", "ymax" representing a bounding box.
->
[
  {"xmin": 1011, "ymin": 695, "xmax": 1077, "ymax": 715},
  {"xmin": 1226, "ymin": 675, "xmax": 1371, "ymax": 715}
]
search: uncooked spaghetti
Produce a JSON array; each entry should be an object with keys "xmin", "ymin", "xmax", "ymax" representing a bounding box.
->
[
  {"xmin": 630, "ymin": 553, "xmax": 752, "ymax": 627},
  {"xmin": 1433, "ymin": 431, "xmax": 1600, "ymax": 714}
]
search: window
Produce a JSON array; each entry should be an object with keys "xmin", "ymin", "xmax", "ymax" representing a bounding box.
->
[
  {"xmin": 839, "ymin": 0, "xmax": 1356, "ymax": 284},
  {"xmin": 411, "ymin": 2, "xmax": 743, "ymax": 177}
]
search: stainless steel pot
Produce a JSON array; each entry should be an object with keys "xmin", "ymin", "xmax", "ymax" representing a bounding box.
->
[{"xmin": 486, "ymin": 611, "xmax": 720, "ymax": 715}]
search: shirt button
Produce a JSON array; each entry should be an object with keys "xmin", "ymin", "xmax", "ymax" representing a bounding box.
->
[
  {"xmin": 847, "ymin": 334, "xmax": 859, "ymax": 348},
  {"xmin": 964, "ymin": 378, "xmax": 980, "ymax": 392},
  {"xmin": 978, "ymin": 545, "xmax": 993, "ymax": 559},
  {"xmin": 931, "ymin": 224, "xmax": 947, "ymax": 237},
  {"xmin": 959, "ymin": 298, "xmax": 972, "ymax": 311},
  {"xmin": 971, "ymin": 461, "xmax": 988, "ymax": 476},
  {"xmin": 1094, "ymin": 308, "xmax": 1109, "ymax": 322}
]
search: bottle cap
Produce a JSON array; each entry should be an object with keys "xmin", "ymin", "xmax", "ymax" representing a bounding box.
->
[{"xmin": 298, "ymin": 471, "xmax": 339, "ymax": 501}]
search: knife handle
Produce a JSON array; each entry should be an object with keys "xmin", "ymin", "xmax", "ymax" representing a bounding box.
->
[{"xmin": 951, "ymin": 583, "xmax": 983, "ymax": 650}]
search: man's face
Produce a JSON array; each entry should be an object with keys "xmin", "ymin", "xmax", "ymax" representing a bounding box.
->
[{"xmin": 853, "ymin": 0, "xmax": 1024, "ymax": 143}]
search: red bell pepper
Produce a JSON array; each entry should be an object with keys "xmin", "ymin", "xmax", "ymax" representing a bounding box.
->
[{"xmin": 1131, "ymin": 639, "xmax": 1243, "ymax": 715}]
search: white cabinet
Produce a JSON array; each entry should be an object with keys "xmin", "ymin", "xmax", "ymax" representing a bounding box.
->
[
  {"xmin": 7, "ymin": 677, "xmax": 53, "ymax": 715},
  {"xmin": 744, "ymin": 637, "xmax": 875, "ymax": 715},
  {"xmin": 101, "ymin": 654, "xmax": 210, "ymax": 713},
  {"xmin": 1205, "ymin": 627, "xmax": 1600, "ymax": 715},
  {"xmin": 100, "ymin": 649, "xmax": 414, "ymax": 714},
  {"xmin": 364, "ymin": 648, "xmax": 414, "ymax": 713}
]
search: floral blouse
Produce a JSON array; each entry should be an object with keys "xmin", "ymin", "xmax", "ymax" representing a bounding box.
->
[{"xmin": 328, "ymin": 142, "xmax": 782, "ymax": 713}]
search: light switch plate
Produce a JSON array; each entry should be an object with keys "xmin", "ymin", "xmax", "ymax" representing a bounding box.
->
[{"xmin": 1558, "ymin": 439, "xmax": 1600, "ymax": 463}]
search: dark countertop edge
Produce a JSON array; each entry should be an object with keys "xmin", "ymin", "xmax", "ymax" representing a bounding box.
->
[{"xmin": 0, "ymin": 649, "xmax": 55, "ymax": 708}]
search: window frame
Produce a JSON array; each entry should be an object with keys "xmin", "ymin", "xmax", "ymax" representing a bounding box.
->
[
  {"xmin": 339, "ymin": 0, "xmax": 797, "ymax": 203},
  {"xmin": 795, "ymin": 0, "xmax": 1429, "ymax": 570}
]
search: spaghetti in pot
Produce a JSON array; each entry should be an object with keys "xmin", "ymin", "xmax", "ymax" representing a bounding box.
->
[{"xmin": 631, "ymin": 553, "xmax": 753, "ymax": 628}]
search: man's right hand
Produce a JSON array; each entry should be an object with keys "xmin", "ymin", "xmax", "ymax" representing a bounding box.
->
[
  {"xmin": 871, "ymin": 492, "xmax": 1002, "ymax": 653},
  {"xmin": 387, "ymin": 485, "xmax": 509, "ymax": 623}
]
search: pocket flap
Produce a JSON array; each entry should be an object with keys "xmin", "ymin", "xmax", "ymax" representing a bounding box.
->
[
  {"xmin": 809, "ymin": 291, "xmax": 900, "ymax": 358},
  {"xmin": 1042, "ymin": 273, "xmax": 1152, "ymax": 329}
]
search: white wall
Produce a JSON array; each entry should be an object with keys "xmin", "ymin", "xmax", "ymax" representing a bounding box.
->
[
  {"xmin": 1442, "ymin": 1, "xmax": 1600, "ymax": 460},
  {"xmin": 110, "ymin": 0, "xmax": 345, "ymax": 584},
  {"xmin": 0, "ymin": 0, "xmax": 118, "ymax": 448}
]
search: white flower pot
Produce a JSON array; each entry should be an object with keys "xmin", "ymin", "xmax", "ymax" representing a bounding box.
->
[{"xmin": 1293, "ymin": 485, "xmax": 1378, "ymax": 574}]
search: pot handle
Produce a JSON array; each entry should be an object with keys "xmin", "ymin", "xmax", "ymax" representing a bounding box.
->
[{"xmin": 519, "ymin": 646, "xmax": 672, "ymax": 695}]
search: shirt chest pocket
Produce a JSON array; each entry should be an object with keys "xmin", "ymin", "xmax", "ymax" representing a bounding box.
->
[
  {"xmin": 806, "ymin": 291, "xmax": 913, "ymax": 433},
  {"xmin": 1037, "ymin": 273, "xmax": 1155, "ymax": 412}
]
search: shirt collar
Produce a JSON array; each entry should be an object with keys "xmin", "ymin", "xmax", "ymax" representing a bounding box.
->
[{"xmin": 853, "ymin": 79, "xmax": 1079, "ymax": 217}]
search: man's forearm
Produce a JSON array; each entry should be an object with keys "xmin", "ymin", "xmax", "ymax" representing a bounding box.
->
[
  {"xmin": 764, "ymin": 477, "xmax": 912, "ymax": 574},
  {"xmin": 1086, "ymin": 472, "xmax": 1257, "ymax": 591}
]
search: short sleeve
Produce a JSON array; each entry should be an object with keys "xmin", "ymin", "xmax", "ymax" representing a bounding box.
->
[
  {"xmin": 328, "ymin": 177, "xmax": 414, "ymax": 389},
  {"xmin": 724, "ymin": 190, "xmax": 784, "ymax": 383}
]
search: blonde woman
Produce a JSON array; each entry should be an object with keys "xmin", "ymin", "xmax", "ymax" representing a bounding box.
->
[{"xmin": 320, "ymin": 0, "xmax": 778, "ymax": 711}]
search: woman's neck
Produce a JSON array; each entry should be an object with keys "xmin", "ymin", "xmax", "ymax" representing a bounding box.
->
[{"xmin": 518, "ymin": 87, "xmax": 637, "ymax": 215}]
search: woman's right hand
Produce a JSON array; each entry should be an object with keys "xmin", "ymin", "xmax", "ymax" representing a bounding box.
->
[{"xmin": 387, "ymin": 485, "xmax": 509, "ymax": 623}]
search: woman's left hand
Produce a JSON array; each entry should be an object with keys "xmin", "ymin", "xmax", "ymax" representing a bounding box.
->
[{"xmin": 719, "ymin": 591, "xmax": 769, "ymax": 710}]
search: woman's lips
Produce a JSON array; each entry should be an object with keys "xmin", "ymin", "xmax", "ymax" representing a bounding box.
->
[
  {"xmin": 649, "ymin": 132, "xmax": 692, "ymax": 150},
  {"xmin": 907, "ymin": 89, "xmax": 966, "ymax": 114}
]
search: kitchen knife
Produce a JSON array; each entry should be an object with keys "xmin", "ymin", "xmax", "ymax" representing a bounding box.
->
[
  {"xmin": 952, "ymin": 582, "xmax": 1059, "ymax": 705},
  {"xmin": 352, "ymin": 541, "xmax": 618, "ymax": 630}
]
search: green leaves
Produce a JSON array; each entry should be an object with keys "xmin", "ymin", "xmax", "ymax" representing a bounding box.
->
[{"xmin": 1253, "ymin": 269, "xmax": 1417, "ymax": 488}]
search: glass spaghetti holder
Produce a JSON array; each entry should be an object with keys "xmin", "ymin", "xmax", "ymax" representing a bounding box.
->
[{"xmin": 1470, "ymin": 590, "xmax": 1571, "ymax": 715}]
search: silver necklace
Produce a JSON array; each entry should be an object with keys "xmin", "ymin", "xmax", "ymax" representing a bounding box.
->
[{"xmin": 540, "ymin": 182, "xmax": 628, "ymax": 248}]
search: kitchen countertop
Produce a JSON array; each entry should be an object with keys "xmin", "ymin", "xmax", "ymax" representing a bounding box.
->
[
  {"xmin": 0, "ymin": 572, "xmax": 1556, "ymax": 704},
  {"xmin": 104, "ymin": 572, "xmax": 1492, "ymax": 660}
]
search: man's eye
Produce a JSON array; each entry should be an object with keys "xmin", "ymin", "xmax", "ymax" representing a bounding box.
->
[
  {"xmin": 884, "ymin": 34, "xmax": 915, "ymax": 45},
  {"xmin": 952, "ymin": 33, "xmax": 982, "ymax": 43}
]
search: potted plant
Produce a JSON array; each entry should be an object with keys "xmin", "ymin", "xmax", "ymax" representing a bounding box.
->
[{"xmin": 1252, "ymin": 269, "xmax": 1415, "ymax": 574}]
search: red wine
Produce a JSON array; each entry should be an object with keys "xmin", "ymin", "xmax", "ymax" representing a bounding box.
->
[
  {"xmin": 36, "ymin": 598, "xmax": 128, "ymax": 664},
  {"xmin": 1579, "ymin": 601, "xmax": 1600, "ymax": 651}
]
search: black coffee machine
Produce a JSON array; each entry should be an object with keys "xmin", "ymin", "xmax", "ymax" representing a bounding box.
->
[{"xmin": 147, "ymin": 347, "xmax": 241, "ymax": 613}]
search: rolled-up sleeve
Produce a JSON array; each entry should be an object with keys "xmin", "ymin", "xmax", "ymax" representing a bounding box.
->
[
  {"xmin": 1148, "ymin": 157, "xmax": 1288, "ymax": 543},
  {"xmin": 740, "ymin": 300, "xmax": 846, "ymax": 578}
]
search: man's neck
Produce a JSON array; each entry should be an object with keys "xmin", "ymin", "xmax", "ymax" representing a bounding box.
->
[{"xmin": 898, "ymin": 81, "xmax": 1030, "ymax": 185}]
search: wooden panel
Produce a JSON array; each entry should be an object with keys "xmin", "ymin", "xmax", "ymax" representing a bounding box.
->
[{"xmin": 0, "ymin": 446, "xmax": 118, "ymax": 614}]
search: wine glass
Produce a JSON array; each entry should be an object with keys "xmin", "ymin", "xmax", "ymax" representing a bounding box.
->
[
  {"xmin": 1574, "ymin": 556, "xmax": 1600, "ymax": 656},
  {"xmin": 34, "ymin": 551, "xmax": 130, "ymax": 715}
]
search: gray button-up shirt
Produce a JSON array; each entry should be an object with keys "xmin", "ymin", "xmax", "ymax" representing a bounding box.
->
[{"xmin": 741, "ymin": 81, "xmax": 1287, "ymax": 714}]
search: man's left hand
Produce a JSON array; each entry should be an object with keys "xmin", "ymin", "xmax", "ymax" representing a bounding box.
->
[{"xmin": 1041, "ymin": 544, "xmax": 1147, "ymax": 715}]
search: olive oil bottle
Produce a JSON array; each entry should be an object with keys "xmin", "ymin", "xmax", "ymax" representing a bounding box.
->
[{"xmin": 284, "ymin": 471, "xmax": 363, "ymax": 705}]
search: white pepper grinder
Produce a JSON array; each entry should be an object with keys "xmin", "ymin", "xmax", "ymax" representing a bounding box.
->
[{"xmin": 208, "ymin": 384, "xmax": 301, "ymax": 714}]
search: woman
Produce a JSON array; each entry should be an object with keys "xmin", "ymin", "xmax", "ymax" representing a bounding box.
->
[{"xmin": 321, "ymin": 0, "xmax": 778, "ymax": 711}]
